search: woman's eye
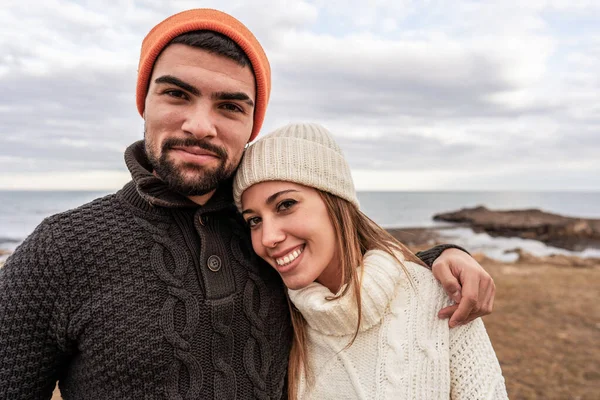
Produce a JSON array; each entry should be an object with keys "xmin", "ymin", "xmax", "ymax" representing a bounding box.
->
[
  {"xmin": 277, "ymin": 199, "xmax": 297, "ymax": 211},
  {"xmin": 246, "ymin": 216, "xmax": 260, "ymax": 228}
]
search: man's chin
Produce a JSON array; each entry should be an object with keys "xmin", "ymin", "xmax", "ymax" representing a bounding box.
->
[{"xmin": 166, "ymin": 167, "xmax": 229, "ymax": 195}]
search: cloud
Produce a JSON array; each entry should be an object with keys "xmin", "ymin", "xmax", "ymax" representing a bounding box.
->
[{"xmin": 0, "ymin": 0, "xmax": 598, "ymax": 190}]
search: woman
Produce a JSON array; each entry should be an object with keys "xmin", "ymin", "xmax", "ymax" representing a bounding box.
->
[{"xmin": 233, "ymin": 123, "xmax": 508, "ymax": 399}]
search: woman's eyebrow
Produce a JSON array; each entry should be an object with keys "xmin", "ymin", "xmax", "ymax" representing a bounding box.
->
[
  {"xmin": 241, "ymin": 189, "xmax": 300, "ymax": 215},
  {"xmin": 266, "ymin": 190, "xmax": 299, "ymax": 205}
]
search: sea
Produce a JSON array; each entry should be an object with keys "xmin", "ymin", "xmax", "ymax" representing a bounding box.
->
[{"xmin": 2, "ymin": 190, "xmax": 600, "ymax": 262}]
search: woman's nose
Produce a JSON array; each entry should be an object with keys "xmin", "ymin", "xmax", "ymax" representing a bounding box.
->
[{"xmin": 261, "ymin": 219, "xmax": 285, "ymax": 248}]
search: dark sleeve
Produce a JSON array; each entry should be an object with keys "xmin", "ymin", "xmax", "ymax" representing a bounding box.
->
[
  {"xmin": 415, "ymin": 244, "xmax": 470, "ymax": 269},
  {"xmin": 0, "ymin": 220, "xmax": 70, "ymax": 399}
]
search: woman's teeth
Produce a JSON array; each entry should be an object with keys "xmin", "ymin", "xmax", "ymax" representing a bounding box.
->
[{"xmin": 276, "ymin": 246, "xmax": 304, "ymax": 266}]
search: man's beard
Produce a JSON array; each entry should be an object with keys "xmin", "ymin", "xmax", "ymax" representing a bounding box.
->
[{"xmin": 145, "ymin": 135, "xmax": 237, "ymax": 196}]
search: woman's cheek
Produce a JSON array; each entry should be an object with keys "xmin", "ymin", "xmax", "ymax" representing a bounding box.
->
[
  {"xmin": 250, "ymin": 230, "xmax": 261, "ymax": 252},
  {"xmin": 250, "ymin": 229, "xmax": 263, "ymax": 257}
]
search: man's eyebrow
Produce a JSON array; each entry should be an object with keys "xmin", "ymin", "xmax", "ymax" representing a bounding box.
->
[
  {"xmin": 213, "ymin": 91, "xmax": 255, "ymax": 108},
  {"xmin": 154, "ymin": 75, "xmax": 199, "ymax": 96}
]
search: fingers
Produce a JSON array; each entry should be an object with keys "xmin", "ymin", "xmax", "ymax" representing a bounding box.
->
[
  {"xmin": 431, "ymin": 247, "xmax": 497, "ymax": 328},
  {"xmin": 478, "ymin": 276, "xmax": 496, "ymax": 317},
  {"xmin": 449, "ymin": 275, "xmax": 496, "ymax": 326},
  {"xmin": 437, "ymin": 304, "xmax": 458, "ymax": 320},
  {"xmin": 448, "ymin": 274, "xmax": 480, "ymax": 328},
  {"xmin": 432, "ymin": 262, "xmax": 462, "ymax": 303}
]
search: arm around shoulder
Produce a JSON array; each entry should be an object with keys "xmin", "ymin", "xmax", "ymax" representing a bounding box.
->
[
  {"xmin": 448, "ymin": 318, "xmax": 508, "ymax": 399},
  {"xmin": 0, "ymin": 219, "xmax": 71, "ymax": 399},
  {"xmin": 415, "ymin": 244, "xmax": 470, "ymax": 268}
]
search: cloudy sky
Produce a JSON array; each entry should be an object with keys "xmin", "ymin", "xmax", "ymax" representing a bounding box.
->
[{"xmin": 0, "ymin": 0, "xmax": 598, "ymax": 191}]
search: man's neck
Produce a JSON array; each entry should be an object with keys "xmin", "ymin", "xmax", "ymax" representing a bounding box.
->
[{"xmin": 187, "ymin": 191, "xmax": 216, "ymax": 206}]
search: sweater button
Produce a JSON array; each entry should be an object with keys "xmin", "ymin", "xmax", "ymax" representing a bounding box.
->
[{"xmin": 207, "ymin": 255, "xmax": 222, "ymax": 272}]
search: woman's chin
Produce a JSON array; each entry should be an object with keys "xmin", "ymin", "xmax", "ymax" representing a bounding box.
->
[{"xmin": 282, "ymin": 276, "xmax": 313, "ymax": 291}]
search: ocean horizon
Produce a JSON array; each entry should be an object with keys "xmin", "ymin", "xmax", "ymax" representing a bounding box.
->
[{"xmin": 2, "ymin": 189, "xmax": 600, "ymax": 261}]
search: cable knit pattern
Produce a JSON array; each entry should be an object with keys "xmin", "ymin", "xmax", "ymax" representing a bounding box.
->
[
  {"xmin": 0, "ymin": 140, "xmax": 292, "ymax": 400},
  {"xmin": 288, "ymin": 250, "xmax": 508, "ymax": 400},
  {"xmin": 135, "ymin": 217, "xmax": 203, "ymax": 399},
  {"xmin": 241, "ymin": 271, "xmax": 272, "ymax": 399},
  {"xmin": 211, "ymin": 301, "xmax": 236, "ymax": 398},
  {"xmin": 231, "ymin": 222, "xmax": 290, "ymax": 400}
]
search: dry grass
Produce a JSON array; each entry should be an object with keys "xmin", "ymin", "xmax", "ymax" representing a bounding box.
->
[{"xmin": 481, "ymin": 258, "xmax": 600, "ymax": 400}]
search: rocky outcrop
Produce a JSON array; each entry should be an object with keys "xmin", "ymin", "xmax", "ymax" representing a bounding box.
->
[
  {"xmin": 386, "ymin": 227, "xmax": 440, "ymax": 249},
  {"xmin": 433, "ymin": 206, "xmax": 600, "ymax": 251},
  {"xmin": 504, "ymin": 248, "xmax": 600, "ymax": 268}
]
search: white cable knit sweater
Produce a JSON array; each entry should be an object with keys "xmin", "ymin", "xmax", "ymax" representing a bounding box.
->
[{"xmin": 288, "ymin": 250, "xmax": 508, "ymax": 399}]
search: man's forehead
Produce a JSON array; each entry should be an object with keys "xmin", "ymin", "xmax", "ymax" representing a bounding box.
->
[{"xmin": 151, "ymin": 45, "xmax": 256, "ymax": 95}]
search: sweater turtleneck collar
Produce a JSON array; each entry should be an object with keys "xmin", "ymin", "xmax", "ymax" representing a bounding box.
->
[
  {"xmin": 121, "ymin": 140, "xmax": 236, "ymax": 213},
  {"xmin": 288, "ymin": 250, "xmax": 413, "ymax": 336}
]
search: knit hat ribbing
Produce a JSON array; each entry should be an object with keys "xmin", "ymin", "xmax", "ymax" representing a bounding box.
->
[
  {"xmin": 233, "ymin": 123, "xmax": 359, "ymax": 211},
  {"xmin": 136, "ymin": 8, "xmax": 270, "ymax": 142}
]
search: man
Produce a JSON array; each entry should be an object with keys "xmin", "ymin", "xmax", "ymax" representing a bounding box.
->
[{"xmin": 0, "ymin": 9, "xmax": 495, "ymax": 399}]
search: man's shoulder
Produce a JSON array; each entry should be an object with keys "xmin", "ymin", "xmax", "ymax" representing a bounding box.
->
[
  {"xmin": 43, "ymin": 192, "xmax": 123, "ymax": 228},
  {"xmin": 3, "ymin": 193, "xmax": 125, "ymax": 271},
  {"xmin": 37, "ymin": 191, "xmax": 144, "ymax": 248}
]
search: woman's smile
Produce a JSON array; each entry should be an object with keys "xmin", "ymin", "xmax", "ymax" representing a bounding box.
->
[{"xmin": 271, "ymin": 244, "xmax": 305, "ymax": 273}]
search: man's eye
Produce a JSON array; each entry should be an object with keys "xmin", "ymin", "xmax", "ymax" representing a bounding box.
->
[
  {"xmin": 221, "ymin": 103, "xmax": 243, "ymax": 113},
  {"xmin": 277, "ymin": 199, "xmax": 297, "ymax": 212},
  {"xmin": 165, "ymin": 89, "xmax": 187, "ymax": 99}
]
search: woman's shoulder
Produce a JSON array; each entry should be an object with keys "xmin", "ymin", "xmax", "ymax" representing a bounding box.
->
[
  {"xmin": 364, "ymin": 249, "xmax": 439, "ymax": 286},
  {"xmin": 364, "ymin": 249, "xmax": 453, "ymax": 310}
]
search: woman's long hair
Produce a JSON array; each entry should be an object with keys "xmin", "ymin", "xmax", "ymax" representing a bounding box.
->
[{"xmin": 287, "ymin": 191, "xmax": 428, "ymax": 399}]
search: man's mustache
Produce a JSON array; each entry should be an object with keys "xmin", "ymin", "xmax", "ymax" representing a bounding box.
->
[{"xmin": 162, "ymin": 137, "xmax": 228, "ymax": 159}]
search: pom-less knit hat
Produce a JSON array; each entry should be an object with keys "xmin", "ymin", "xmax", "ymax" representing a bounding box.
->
[
  {"xmin": 233, "ymin": 122, "xmax": 359, "ymax": 211},
  {"xmin": 136, "ymin": 8, "xmax": 270, "ymax": 142}
]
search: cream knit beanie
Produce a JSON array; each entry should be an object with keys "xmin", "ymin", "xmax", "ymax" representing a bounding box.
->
[{"xmin": 233, "ymin": 122, "xmax": 359, "ymax": 211}]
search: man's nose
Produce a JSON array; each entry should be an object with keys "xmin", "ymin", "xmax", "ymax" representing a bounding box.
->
[{"xmin": 182, "ymin": 103, "xmax": 217, "ymax": 140}]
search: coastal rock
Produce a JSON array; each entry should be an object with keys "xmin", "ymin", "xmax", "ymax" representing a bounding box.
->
[
  {"xmin": 386, "ymin": 228, "xmax": 439, "ymax": 249},
  {"xmin": 433, "ymin": 206, "xmax": 600, "ymax": 251},
  {"xmin": 504, "ymin": 248, "xmax": 600, "ymax": 268}
]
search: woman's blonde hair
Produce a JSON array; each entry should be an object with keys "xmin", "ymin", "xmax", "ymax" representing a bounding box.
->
[{"xmin": 286, "ymin": 191, "xmax": 427, "ymax": 399}]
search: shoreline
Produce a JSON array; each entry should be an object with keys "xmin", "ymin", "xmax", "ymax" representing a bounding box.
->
[
  {"xmin": 387, "ymin": 224, "xmax": 600, "ymax": 258},
  {"xmin": 4, "ymin": 223, "xmax": 600, "ymax": 268},
  {"xmin": 434, "ymin": 206, "xmax": 600, "ymax": 252}
]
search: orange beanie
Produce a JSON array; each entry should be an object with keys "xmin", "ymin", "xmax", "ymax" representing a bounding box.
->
[{"xmin": 136, "ymin": 9, "xmax": 271, "ymax": 142}]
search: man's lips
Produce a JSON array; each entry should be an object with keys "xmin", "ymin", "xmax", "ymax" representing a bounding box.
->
[
  {"xmin": 169, "ymin": 147, "xmax": 222, "ymax": 165},
  {"xmin": 170, "ymin": 146, "xmax": 220, "ymax": 158}
]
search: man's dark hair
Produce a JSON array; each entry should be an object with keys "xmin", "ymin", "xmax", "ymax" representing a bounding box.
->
[{"xmin": 169, "ymin": 30, "xmax": 253, "ymax": 71}]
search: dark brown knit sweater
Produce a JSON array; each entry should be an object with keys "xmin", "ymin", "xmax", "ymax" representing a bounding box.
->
[{"xmin": 0, "ymin": 141, "xmax": 459, "ymax": 399}]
